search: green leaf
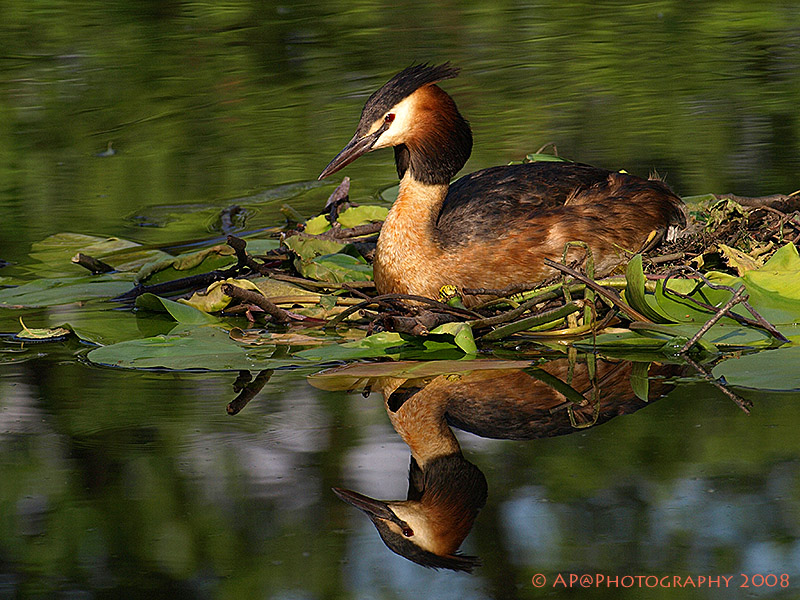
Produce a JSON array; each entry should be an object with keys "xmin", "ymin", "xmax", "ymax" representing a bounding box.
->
[
  {"xmin": 712, "ymin": 345, "xmax": 800, "ymax": 391},
  {"xmin": 86, "ymin": 326, "xmax": 300, "ymax": 371},
  {"xmin": 623, "ymin": 254, "xmax": 675, "ymax": 323},
  {"xmin": 304, "ymin": 214, "xmax": 331, "ymax": 235},
  {"xmin": 336, "ymin": 205, "xmax": 388, "ymax": 228},
  {"xmin": 283, "ymin": 236, "xmax": 345, "ymax": 261},
  {"xmin": 295, "ymin": 332, "xmax": 406, "ymax": 361},
  {"xmin": 135, "ymin": 294, "xmax": 219, "ymax": 324},
  {"xmin": 429, "ymin": 322, "xmax": 477, "ymax": 355},
  {"xmin": 707, "ymin": 243, "xmax": 800, "ymax": 326},
  {"xmin": 0, "ymin": 276, "xmax": 133, "ymax": 308},
  {"xmin": 178, "ymin": 278, "xmax": 265, "ymax": 313},
  {"xmin": 297, "ymin": 253, "xmax": 373, "ymax": 283}
]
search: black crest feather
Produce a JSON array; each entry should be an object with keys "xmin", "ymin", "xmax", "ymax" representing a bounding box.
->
[{"xmin": 358, "ymin": 63, "xmax": 460, "ymax": 132}]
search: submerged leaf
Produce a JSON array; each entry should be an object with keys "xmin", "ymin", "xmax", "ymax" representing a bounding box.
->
[
  {"xmin": 295, "ymin": 332, "xmax": 406, "ymax": 361},
  {"xmin": 15, "ymin": 318, "xmax": 72, "ymax": 341}
]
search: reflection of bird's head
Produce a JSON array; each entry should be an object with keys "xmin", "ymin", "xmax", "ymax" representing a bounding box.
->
[{"xmin": 333, "ymin": 454, "xmax": 487, "ymax": 572}]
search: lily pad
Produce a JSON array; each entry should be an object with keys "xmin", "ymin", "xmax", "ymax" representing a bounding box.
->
[
  {"xmin": 136, "ymin": 245, "xmax": 236, "ymax": 283},
  {"xmin": 336, "ymin": 205, "xmax": 388, "ymax": 228},
  {"xmin": 707, "ymin": 243, "xmax": 800, "ymax": 326},
  {"xmin": 136, "ymin": 293, "xmax": 219, "ymax": 324},
  {"xmin": 295, "ymin": 331, "xmax": 406, "ymax": 361},
  {"xmin": 0, "ymin": 276, "xmax": 134, "ymax": 308},
  {"xmin": 301, "ymin": 253, "xmax": 372, "ymax": 283},
  {"xmin": 712, "ymin": 345, "xmax": 800, "ymax": 391},
  {"xmin": 86, "ymin": 326, "xmax": 301, "ymax": 371}
]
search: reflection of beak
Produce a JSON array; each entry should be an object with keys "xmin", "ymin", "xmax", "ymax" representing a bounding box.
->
[
  {"xmin": 332, "ymin": 487, "xmax": 395, "ymax": 520},
  {"xmin": 319, "ymin": 131, "xmax": 381, "ymax": 180}
]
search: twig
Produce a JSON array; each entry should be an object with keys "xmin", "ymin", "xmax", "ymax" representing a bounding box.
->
[
  {"xmin": 647, "ymin": 252, "xmax": 685, "ymax": 265},
  {"xmin": 324, "ymin": 177, "xmax": 351, "ymax": 222},
  {"xmin": 480, "ymin": 301, "xmax": 582, "ymax": 341},
  {"xmin": 681, "ymin": 353, "xmax": 752, "ymax": 414},
  {"xmin": 325, "ymin": 293, "xmax": 481, "ymax": 329},
  {"xmin": 227, "ymin": 369, "xmax": 273, "ymax": 415},
  {"xmin": 662, "ymin": 266, "xmax": 788, "ymax": 343},
  {"xmin": 114, "ymin": 271, "xmax": 228, "ymax": 301},
  {"xmin": 221, "ymin": 283, "xmax": 292, "ymax": 323},
  {"xmin": 219, "ymin": 205, "xmax": 244, "ymax": 234},
  {"xmin": 543, "ymin": 258, "xmax": 651, "ymax": 322},
  {"xmin": 468, "ymin": 289, "xmax": 563, "ymax": 328},
  {"xmin": 463, "ymin": 282, "xmax": 542, "ymax": 297},
  {"xmin": 387, "ymin": 311, "xmax": 459, "ymax": 335},
  {"xmin": 713, "ymin": 193, "xmax": 797, "ymax": 207},
  {"xmin": 679, "ymin": 286, "xmax": 748, "ymax": 353},
  {"xmin": 290, "ymin": 222, "xmax": 382, "ymax": 241},
  {"xmin": 267, "ymin": 271, "xmax": 376, "ymax": 290},
  {"xmin": 71, "ymin": 253, "xmax": 114, "ymax": 274}
]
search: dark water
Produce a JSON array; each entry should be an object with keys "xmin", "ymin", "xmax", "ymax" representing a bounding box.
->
[{"xmin": 2, "ymin": 2, "xmax": 800, "ymax": 598}]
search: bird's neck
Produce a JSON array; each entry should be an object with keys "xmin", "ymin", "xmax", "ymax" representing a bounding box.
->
[
  {"xmin": 383, "ymin": 376, "xmax": 462, "ymax": 468},
  {"xmin": 392, "ymin": 84, "xmax": 472, "ymax": 185},
  {"xmin": 374, "ymin": 176, "xmax": 449, "ymax": 297}
]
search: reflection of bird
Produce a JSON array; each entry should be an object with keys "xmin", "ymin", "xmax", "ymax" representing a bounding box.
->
[
  {"xmin": 327, "ymin": 358, "xmax": 679, "ymax": 571},
  {"xmin": 334, "ymin": 377, "xmax": 488, "ymax": 572},
  {"xmin": 319, "ymin": 63, "xmax": 685, "ymax": 306},
  {"xmin": 333, "ymin": 453, "xmax": 487, "ymax": 572}
]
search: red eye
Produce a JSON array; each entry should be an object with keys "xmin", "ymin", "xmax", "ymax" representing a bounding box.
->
[
  {"xmin": 384, "ymin": 113, "xmax": 395, "ymax": 124},
  {"xmin": 402, "ymin": 527, "xmax": 413, "ymax": 537}
]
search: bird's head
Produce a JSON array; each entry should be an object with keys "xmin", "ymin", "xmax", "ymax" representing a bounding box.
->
[{"xmin": 319, "ymin": 63, "xmax": 472, "ymax": 185}]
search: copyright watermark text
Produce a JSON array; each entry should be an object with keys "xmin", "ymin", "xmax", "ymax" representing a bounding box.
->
[{"xmin": 531, "ymin": 573, "xmax": 790, "ymax": 589}]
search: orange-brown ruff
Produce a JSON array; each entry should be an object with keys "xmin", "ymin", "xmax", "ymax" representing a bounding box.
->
[{"xmin": 319, "ymin": 64, "xmax": 685, "ymax": 306}]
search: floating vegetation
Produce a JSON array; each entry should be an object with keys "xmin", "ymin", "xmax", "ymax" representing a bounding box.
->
[{"xmin": 1, "ymin": 174, "xmax": 799, "ymax": 403}]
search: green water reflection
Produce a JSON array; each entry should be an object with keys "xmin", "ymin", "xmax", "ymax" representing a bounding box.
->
[{"xmin": 2, "ymin": 1, "xmax": 800, "ymax": 598}]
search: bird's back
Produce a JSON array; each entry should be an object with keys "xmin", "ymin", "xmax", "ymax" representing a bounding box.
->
[{"xmin": 435, "ymin": 161, "xmax": 684, "ymax": 250}]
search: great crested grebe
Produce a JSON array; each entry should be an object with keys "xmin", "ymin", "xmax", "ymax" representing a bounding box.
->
[{"xmin": 319, "ymin": 63, "xmax": 685, "ymax": 306}]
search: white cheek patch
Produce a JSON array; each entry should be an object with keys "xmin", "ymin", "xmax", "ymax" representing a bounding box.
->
[{"xmin": 372, "ymin": 96, "xmax": 415, "ymax": 149}]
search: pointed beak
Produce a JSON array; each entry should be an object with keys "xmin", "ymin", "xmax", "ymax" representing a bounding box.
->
[
  {"xmin": 319, "ymin": 131, "xmax": 380, "ymax": 180},
  {"xmin": 332, "ymin": 487, "xmax": 395, "ymax": 520}
]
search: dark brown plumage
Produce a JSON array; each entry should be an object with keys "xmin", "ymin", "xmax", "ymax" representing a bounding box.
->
[{"xmin": 319, "ymin": 63, "xmax": 685, "ymax": 305}]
